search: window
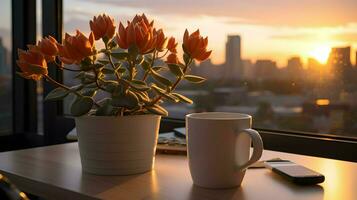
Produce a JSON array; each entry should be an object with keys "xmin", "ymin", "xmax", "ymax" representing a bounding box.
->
[
  {"xmin": 29, "ymin": 0, "xmax": 356, "ymax": 161},
  {"xmin": 61, "ymin": 0, "xmax": 357, "ymax": 138},
  {"xmin": 0, "ymin": 0, "xmax": 12, "ymax": 136}
]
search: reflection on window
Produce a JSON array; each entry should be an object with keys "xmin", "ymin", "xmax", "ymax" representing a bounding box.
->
[
  {"xmin": 0, "ymin": 0, "xmax": 12, "ymax": 136},
  {"xmin": 63, "ymin": 0, "xmax": 357, "ymax": 137}
]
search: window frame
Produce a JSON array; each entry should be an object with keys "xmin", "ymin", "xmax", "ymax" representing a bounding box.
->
[
  {"xmin": 41, "ymin": 0, "xmax": 357, "ymax": 162},
  {"xmin": 42, "ymin": 0, "xmax": 74, "ymax": 145},
  {"xmin": 0, "ymin": 0, "xmax": 43, "ymax": 152}
]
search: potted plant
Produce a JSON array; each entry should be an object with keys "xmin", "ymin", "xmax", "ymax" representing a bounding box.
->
[{"xmin": 16, "ymin": 13, "xmax": 211, "ymax": 175}]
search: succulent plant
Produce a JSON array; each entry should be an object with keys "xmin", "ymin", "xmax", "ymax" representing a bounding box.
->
[{"xmin": 16, "ymin": 13, "xmax": 211, "ymax": 117}]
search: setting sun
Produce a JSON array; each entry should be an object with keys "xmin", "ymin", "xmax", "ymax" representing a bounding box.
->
[{"xmin": 309, "ymin": 45, "xmax": 331, "ymax": 64}]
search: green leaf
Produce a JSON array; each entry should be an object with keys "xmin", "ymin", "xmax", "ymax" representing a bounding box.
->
[
  {"xmin": 131, "ymin": 90, "xmax": 150, "ymax": 103},
  {"xmin": 114, "ymin": 63, "xmax": 122, "ymax": 69},
  {"xmin": 84, "ymin": 82, "xmax": 98, "ymax": 88},
  {"xmin": 97, "ymin": 59, "xmax": 109, "ymax": 65},
  {"xmin": 111, "ymin": 52, "xmax": 129, "ymax": 60},
  {"xmin": 151, "ymin": 84, "xmax": 179, "ymax": 102},
  {"xmin": 102, "ymin": 68, "xmax": 114, "ymax": 74},
  {"xmin": 75, "ymin": 71, "xmax": 86, "ymax": 79},
  {"xmin": 70, "ymin": 96, "xmax": 94, "ymax": 116},
  {"xmin": 124, "ymin": 79, "xmax": 150, "ymax": 91},
  {"xmin": 102, "ymin": 81, "xmax": 119, "ymax": 93},
  {"xmin": 184, "ymin": 75, "xmax": 206, "ymax": 83},
  {"xmin": 129, "ymin": 82, "xmax": 150, "ymax": 91},
  {"xmin": 172, "ymin": 93, "xmax": 193, "ymax": 104},
  {"xmin": 116, "ymin": 67, "xmax": 126, "ymax": 74},
  {"xmin": 82, "ymin": 79, "xmax": 95, "ymax": 84},
  {"xmin": 70, "ymin": 84, "xmax": 84, "ymax": 92},
  {"xmin": 111, "ymin": 91, "xmax": 139, "ymax": 109},
  {"xmin": 80, "ymin": 62, "xmax": 95, "ymax": 71},
  {"xmin": 84, "ymin": 73, "xmax": 95, "ymax": 79},
  {"xmin": 140, "ymin": 60, "xmax": 150, "ymax": 71},
  {"xmin": 82, "ymin": 89, "xmax": 97, "ymax": 97},
  {"xmin": 108, "ymin": 40, "xmax": 117, "ymax": 49},
  {"xmin": 146, "ymin": 105, "xmax": 168, "ymax": 116},
  {"xmin": 183, "ymin": 52, "xmax": 190, "ymax": 64},
  {"xmin": 45, "ymin": 87, "xmax": 70, "ymax": 101},
  {"xmin": 95, "ymin": 98, "xmax": 115, "ymax": 116},
  {"xmin": 167, "ymin": 63, "xmax": 183, "ymax": 76},
  {"xmin": 152, "ymin": 66, "xmax": 166, "ymax": 72},
  {"xmin": 93, "ymin": 63, "xmax": 105, "ymax": 69},
  {"xmin": 128, "ymin": 45, "xmax": 139, "ymax": 59},
  {"xmin": 136, "ymin": 55, "xmax": 144, "ymax": 65},
  {"xmin": 151, "ymin": 70, "xmax": 172, "ymax": 87}
]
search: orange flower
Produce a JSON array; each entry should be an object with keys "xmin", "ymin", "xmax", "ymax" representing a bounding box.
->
[
  {"xmin": 166, "ymin": 53, "xmax": 179, "ymax": 64},
  {"xmin": 167, "ymin": 37, "xmax": 177, "ymax": 53},
  {"xmin": 36, "ymin": 36, "xmax": 59, "ymax": 62},
  {"xmin": 16, "ymin": 48, "xmax": 48, "ymax": 80},
  {"xmin": 57, "ymin": 30, "xmax": 95, "ymax": 64},
  {"xmin": 154, "ymin": 29, "xmax": 167, "ymax": 52},
  {"xmin": 116, "ymin": 14, "xmax": 156, "ymax": 54},
  {"xmin": 183, "ymin": 29, "xmax": 211, "ymax": 61},
  {"xmin": 90, "ymin": 14, "xmax": 116, "ymax": 41}
]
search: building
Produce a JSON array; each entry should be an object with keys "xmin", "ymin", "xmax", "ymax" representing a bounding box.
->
[
  {"xmin": 327, "ymin": 46, "xmax": 352, "ymax": 79},
  {"xmin": 286, "ymin": 56, "xmax": 304, "ymax": 80},
  {"xmin": 0, "ymin": 38, "xmax": 9, "ymax": 76},
  {"xmin": 254, "ymin": 59, "xmax": 278, "ymax": 81},
  {"xmin": 242, "ymin": 59, "xmax": 254, "ymax": 80},
  {"xmin": 225, "ymin": 35, "xmax": 243, "ymax": 80}
]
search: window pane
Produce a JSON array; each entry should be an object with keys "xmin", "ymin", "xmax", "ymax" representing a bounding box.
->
[
  {"xmin": 36, "ymin": 0, "xmax": 44, "ymax": 135},
  {"xmin": 62, "ymin": 0, "xmax": 357, "ymax": 137},
  {"xmin": 0, "ymin": 0, "xmax": 12, "ymax": 136}
]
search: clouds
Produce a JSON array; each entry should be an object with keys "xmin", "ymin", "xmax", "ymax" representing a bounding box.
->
[
  {"xmin": 63, "ymin": 0, "xmax": 357, "ymax": 65},
  {"xmin": 78, "ymin": 0, "xmax": 357, "ymax": 27}
]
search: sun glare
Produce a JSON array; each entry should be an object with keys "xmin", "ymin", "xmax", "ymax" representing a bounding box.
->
[{"xmin": 309, "ymin": 45, "xmax": 331, "ymax": 64}]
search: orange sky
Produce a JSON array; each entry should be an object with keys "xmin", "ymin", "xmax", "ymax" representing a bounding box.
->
[{"xmin": 60, "ymin": 0, "xmax": 357, "ymax": 67}]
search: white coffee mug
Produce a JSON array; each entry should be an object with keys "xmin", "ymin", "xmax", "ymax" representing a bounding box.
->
[{"xmin": 186, "ymin": 112, "xmax": 263, "ymax": 188}]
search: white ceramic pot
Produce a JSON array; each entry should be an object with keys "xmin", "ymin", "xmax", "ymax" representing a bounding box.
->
[{"xmin": 75, "ymin": 115, "xmax": 161, "ymax": 175}]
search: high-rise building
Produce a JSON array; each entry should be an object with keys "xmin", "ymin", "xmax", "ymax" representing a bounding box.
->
[
  {"xmin": 327, "ymin": 46, "xmax": 354, "ymax": 92},
  {"xmin": 328, "ymin": 47, "xmax": 352, "ymax": 77},
  {"xmin": 0, "ymin": 37, "xmax": 9, "ymax": 75},
  {"xmin": 225, "ymin": 35, "xmax": 243, "ymax": 80}
]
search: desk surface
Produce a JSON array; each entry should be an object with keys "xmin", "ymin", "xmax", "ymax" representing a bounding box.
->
[{"xmin": 0, "ymin": 143, "xmax": 356, "ymax": 200}]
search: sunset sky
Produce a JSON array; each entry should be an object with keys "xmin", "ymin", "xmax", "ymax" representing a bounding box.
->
[
  {"xmin": 1, "ymin": 0, "xmax": 357, "ymax": 67},
  {"xmin": 63, "ymin": 0, "xmax": 357, "ymax": 67}
]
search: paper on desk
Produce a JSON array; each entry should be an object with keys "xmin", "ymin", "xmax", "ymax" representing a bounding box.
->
[
  {"xmin": 67, "ymin": 128, "xmax": 78, "ymax": 140},
  {"xmin": 249, "ymin": 158, "xmax": 282, "ymax": 168}
]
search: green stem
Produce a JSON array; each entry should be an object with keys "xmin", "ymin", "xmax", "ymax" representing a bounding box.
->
[
  {"xmin": 92, "ymin": 69, "xmax": 106, "ymax": 91},
  {"xmin": 104, "ymin": 43, "xmax": 121, "ymax": 82},
  {"xmin": 157, "ymin": 49, "xmax": 169, "ymax": 59},
  {"xmin": 142, "ymin": 51, "xmax": 157, "ymax": 81},
  {"xmin": 61, "ymin": 67, "xmax": 81, "ymax": 72},
  {"xmin": 54, "ymin": 60, "xmax": 81, "ymax": 72},
  {"xmin": 44, "ymin": 75, "xmax": 100, "ymax": 108},
  {"xmin": 150, "ymin": 58, "xmax": 192, "ymax": 105}
]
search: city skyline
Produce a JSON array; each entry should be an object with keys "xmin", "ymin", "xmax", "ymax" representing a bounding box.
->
[
  {"xmin": 62, "ymin": 0, "xmax": 357, "ymax": 66},
  {"xmin": 1, "ymin": 0, "xmax": 357, "ymax": 66},
  {"xmin": 193, "ymin": 34, "xmax": 357, "ymax": 82}
]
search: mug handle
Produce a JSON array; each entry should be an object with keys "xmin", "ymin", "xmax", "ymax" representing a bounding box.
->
[{"xmin": 234, "ymin": 128, "xmax": 264, "ymax": 171}]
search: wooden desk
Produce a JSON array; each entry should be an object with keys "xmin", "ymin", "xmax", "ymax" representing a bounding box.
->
[{"xmin": 0, "ymin": 143, "xmax": 356, "ymax": 200}]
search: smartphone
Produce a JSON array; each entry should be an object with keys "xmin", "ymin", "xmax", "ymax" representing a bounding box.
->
[{"xmin": 264, "ymin": 160, "xmax": 325, "ymax": 185}]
